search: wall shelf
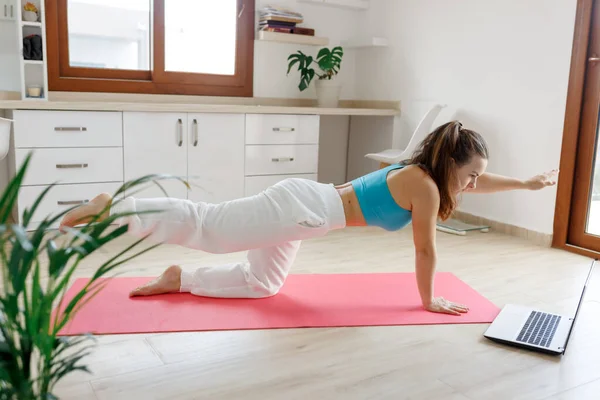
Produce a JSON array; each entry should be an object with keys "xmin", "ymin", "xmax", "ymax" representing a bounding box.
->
[
  {"xmin": 341, "ymin": 37, "xmax": 388, "ymax": 49},
  {"xmin": 297, "ymin": 0, "xmax": 369, "ymax": 11},
  {"xmin": 16, "ymin": 0, "xmax": 48, "ymax": 101},
  {"xmin": 256, "ymin": 30, "xmax": 329, "ymax": 46},
  {"xmin": 21, "ymin": 21, "xmax": 41, "ymax": 27}
]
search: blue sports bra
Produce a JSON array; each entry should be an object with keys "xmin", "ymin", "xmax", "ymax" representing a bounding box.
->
[{"xmin": 350, "ymin": 164, "xmax": 412, "ymax": 231}]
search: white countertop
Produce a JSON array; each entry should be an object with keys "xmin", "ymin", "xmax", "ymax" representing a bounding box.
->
[
  {"xmin": 0, "ymin": 93, "xmax": 401, "ymax": 116},
  {"xmin": 0, "ymin": 100, "xmax": 400, "ymax": 116}
]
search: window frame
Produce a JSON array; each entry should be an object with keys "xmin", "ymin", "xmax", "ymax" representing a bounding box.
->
[
  {"xmin": 552, "ymin": 0, "xmax": 600, "ymax": 257},
  {"xmin": 45, "ymin": 0, "xmax": 255, "ymax": 97}
]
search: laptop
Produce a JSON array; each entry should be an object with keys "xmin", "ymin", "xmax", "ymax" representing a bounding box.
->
[{"xmin": 483, "ymin": 259, "xmax": 596, "ymax": 356}]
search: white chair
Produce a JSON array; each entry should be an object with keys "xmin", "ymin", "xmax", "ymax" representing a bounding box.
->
[
  {"xmin": 365, "ymin": 103, "xmax": 446, "ymax": 167},
  {"xmin": 0, "ymin": 117, "xmax": 12, "ymax": 161}
]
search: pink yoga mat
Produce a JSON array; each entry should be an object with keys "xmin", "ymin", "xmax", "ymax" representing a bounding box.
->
[{"xmin": 55, "ymin": 272, "xmax": 500, "ymax": 336}]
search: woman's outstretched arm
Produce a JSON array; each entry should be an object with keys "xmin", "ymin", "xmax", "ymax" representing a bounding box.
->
[{"xmin": 467, "ymin": 170, "xmax": 558, "ymax": 194}]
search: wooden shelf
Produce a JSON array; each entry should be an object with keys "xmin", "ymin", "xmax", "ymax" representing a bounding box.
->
[
  {"xmin": 341, "ymin": 37, "xmax": 388, "ymax": 49},
  {"xmin": 256, "ymin": 31, "xmax": 329, "ymax": 46},
  {"xmin": 298, "ymin": 0, "xmax": 369, "ymax": 10},
  {"xmin": 21, "ymin": 21, "xmax": 42, "ymax": 27}
]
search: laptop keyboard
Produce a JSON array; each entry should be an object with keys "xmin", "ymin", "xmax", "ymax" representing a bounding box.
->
[{"xmin": 516, "ymin": 311, "xmax": 561, "ymax": 348}]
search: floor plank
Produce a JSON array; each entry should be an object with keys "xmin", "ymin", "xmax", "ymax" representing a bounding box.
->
[{"xmin": 543, "ymin": 377, "xmax": 600, "ymax": 399}]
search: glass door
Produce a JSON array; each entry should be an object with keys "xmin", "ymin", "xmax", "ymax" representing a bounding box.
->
[{"xmin": 568, "ymin": 0, "xmax": 600, "ymax": 251}]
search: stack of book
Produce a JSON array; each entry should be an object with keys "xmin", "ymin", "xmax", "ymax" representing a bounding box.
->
[{"xmin": 259, "ymin": 6, "xmax": 315, "ymax": 36}]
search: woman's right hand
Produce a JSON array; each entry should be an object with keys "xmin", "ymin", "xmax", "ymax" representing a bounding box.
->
[{"xmin": 424, "ymin": 297, "xmax": 469, "ymax": 315}]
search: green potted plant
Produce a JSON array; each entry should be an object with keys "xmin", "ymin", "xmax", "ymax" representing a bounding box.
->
[
  {"xmin": 0, "ymin": 152, "xmax": 187, "ymax": 399},
  {"xmin": 287, "ymin": 46, "xmax": 344, "ymax": 108}
]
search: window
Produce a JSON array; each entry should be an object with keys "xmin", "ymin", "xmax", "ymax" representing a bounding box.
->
[{"xmin": 45, "ymin": 0, "xmax": 255, "ymax": 97}]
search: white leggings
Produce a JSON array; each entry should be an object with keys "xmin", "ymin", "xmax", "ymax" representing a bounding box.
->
[{"xmin": 110, "ymin": 178, "xmax": 346, "ymax": 298}]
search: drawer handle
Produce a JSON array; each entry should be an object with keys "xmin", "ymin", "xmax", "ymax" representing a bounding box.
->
[
  {"xmin": 57, "ymin": 200, "xmax": 89, "ymax": 206},
  {"xmin": 54, "ymin": 127, "xmax": 88, "ymax": 132},
  {"xmin": 56, "ymin": 163, "xmax": 89, "ymax": 169},
  {"xmin": 177, "ymin": 119, "xmax": 183, "ymax": 147},
  {"xmin": 271, "ymin": 157, "xmax": 295, "ymax": 162},
  {"xmin": 272, "ymin": 127, "xmax": 295, "ymax": 132},
  {"xmin": 192, "ymin": 119, "xmax": 198, "ymax": 147}
]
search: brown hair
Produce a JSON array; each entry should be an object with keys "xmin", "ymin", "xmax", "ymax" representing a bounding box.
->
[{"xmin": 404, "ymin": 120, "xmax": 489, "ymax": 220}]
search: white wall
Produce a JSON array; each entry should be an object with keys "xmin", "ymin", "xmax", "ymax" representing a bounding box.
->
[
  {"xmin": 254, "ymin": 0, "xmax": 360, "ymax": 99},
  {"xmin": 0, "ymin": 21, "xmax": 20, "ymax": 91},
  {"xmin": 356, "ymin": 0, "xmax": 578, "ymax": 235},
  {"xmin": 318, "ymin": 115, "xmax": 350, "ymax": 185}
]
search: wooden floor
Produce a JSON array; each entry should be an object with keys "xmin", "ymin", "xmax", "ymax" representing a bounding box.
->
[{"xmin": 51, "ymin": 225, "xmax": 600, "ymax": 400}]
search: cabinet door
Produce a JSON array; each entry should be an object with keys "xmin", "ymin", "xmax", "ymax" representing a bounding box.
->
[
  {"xmin": 187, "ymin": 113, "xmax": 244, "ymax": 204},
  {"xmin": 0, "ymin": 1, "xmax": 16, "ymax": 20},
  {"xmin": 123, "ymin": 112, "xmax": 188, "ymax": 199}
]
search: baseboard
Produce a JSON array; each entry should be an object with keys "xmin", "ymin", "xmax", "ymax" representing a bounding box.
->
[{"xmin": 452, "ymin": 210, "xmax": 553, "ymax": 247}]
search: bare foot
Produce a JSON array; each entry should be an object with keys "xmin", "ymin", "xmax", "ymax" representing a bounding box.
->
[
  {"xmin": 59, "ymin": 192, "xmax": 112, "ymax": 231},
  {"xmin": 129, "ymin": 265, "xmax": 182, "ymax": 297}
]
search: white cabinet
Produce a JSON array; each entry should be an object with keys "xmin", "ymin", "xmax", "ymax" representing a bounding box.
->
[
  {"xmin": 0, "ymin": 0, "xmax": 16, "ymax": 20},
  {"xmin": 187, "ymin": 113, "xmax": 244, "ymax": 204},
  {"xmin": 123, "ymin": 112, "xmax": 245, "ymax": 203},
  {"xmin": 15, "ymin": 147, "xmax": 123, "ymax": 186},
  {"xmin": 19, "ymin": 182, "xmax": 123, "ymax": 225},
  {"xmin": 243, "ymin": 114, "xmax": 320, "ymax": 197},
  {"xmin": 245, "ymin": 114, "xmax": 319, "ymax": 145},
  {"xmin": 6, "ymin": 109, "xmax": 322, "ymax": 229},
  {"xmin": 14, "ymin": 110, "xmax": 123, "ymax": 148},
  {"xmin": 123, "ymin": 112, "xmax": 188, "ymax": 200},
  {"xmin": 8, "ymin": 109, "xmax": 124, "ymax": 229},
  {"xmin": 245, "ymin": 145, "xmax": 319, "ymax": 176}
]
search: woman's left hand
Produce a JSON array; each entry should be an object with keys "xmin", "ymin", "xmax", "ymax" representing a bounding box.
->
[{"xmin": 525, "ymin": 169, "xmax": 558, "ymax": 190}]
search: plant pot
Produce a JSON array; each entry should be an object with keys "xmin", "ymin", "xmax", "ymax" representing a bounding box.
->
[
  {"xmin": 315, "ymin": 79, "xmax": 341, "ymax": 108},
  {"xmin": 23, "ymin": 11, "xmax": 38, "ymax": 22}
]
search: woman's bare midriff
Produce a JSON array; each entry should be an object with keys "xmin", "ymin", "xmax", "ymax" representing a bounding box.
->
[
  {"xmin": 334, "ymin": 165, "xmax": 421, "ymax": 227},
  {"xmin": 334, "ymin": 183, "xmax": 367, "ymax": 227}
]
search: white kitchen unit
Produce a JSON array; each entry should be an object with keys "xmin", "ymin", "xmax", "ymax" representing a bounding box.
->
[
  {"xmin": 243, "ymin": 114, "xmax": 319, "ymax": 197},
  {"xmin": 123, "ymin": 112, "xmax": 245, "ymax": 203},
  {"xmin": 245, "ymin": 114, "xmax": 320, "ymax": 145},
  {"xmin": 3, "ymin": 109, "xmax": 324, "ymax": 228},
  {"xmin": 186, "ymin": 113, "xmax": 245, "ymax": 204},
  {"xmin": 0, "ymin": 0, "xmax": 16, "ymax": 20},
  {"xmin": 7, "ymin": 109, "xmax": 124, "ymax": 228},
  {"xmin": 0, "ymin": 99, "xmax": 400, "ymax": 230},
  {"xmin": 123, "ymin": 112, "xmax": 189, "ymax": 200},
  {"xmin": 14, "ymin": 110, "xmax": 122, "ymax": 148}
]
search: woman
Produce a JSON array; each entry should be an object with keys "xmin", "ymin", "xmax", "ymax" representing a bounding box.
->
[{"xmin": 59, "ymin": 121, "xmax": 557, "ymax": 316}]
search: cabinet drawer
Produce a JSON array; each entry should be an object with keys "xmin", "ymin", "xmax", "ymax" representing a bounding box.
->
[
  {"xmin": 17, "ymin": 182, "xmax": 122, "ymax": 225},
  {"xmin": 245, "ymin": 174, "xmax": 317, "ymax": 197},
  {"xmin": 245, "ymin": 114, "xmax": 319, "ymax": 145},
  {"xmin": 245, "ymin": 145, "xmax": 319, "ymax": 176},
  {"xmin": 16, "ymin": 148, "xmax": 123, "ymax": 186},
  {"xmin": 13, "ymin": 110, "xmax": 123, "ymax": 148}
]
